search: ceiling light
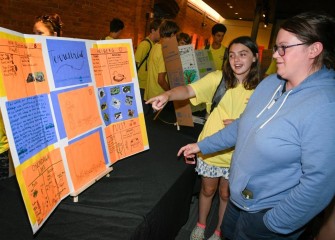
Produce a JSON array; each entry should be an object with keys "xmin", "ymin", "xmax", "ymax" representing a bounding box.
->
[
  {"xmin": 235, "ymin": 12, "xmax": 238, "ymax": 15},
  {"xmin": 229, "ymin": 6, "xmax": 233, "ymax": 8},
  {"xmin": 187, "ymin": 0, "xmax": 225, "ymax": 23}
]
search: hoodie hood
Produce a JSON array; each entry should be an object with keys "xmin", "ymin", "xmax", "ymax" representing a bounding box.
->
[{"xmin": 254, "ymin": 66, "xmax": 335, "ymax": 130}]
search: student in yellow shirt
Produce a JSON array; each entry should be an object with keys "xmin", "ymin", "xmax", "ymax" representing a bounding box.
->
[
  {"xmin": 144, "ymin": 20, "xmax": 179, "ymax": 101},
  {"xmin": 105, "ymin": 18, "xmax": 124, "ymax": 40},
  {"xmin": 264, "ymin": 58, "xmax": 277, "ymax": 77},
  {"xmin": 206, "ymin": 24, "xmax": 227, "ymax": 71},
  {"xmin": 135, "ymin": 19, "xmax": 162, "ymax": 98},
  {"xmin": 146, "ymin": 36, "xmax": 262, "ymax": 240}
]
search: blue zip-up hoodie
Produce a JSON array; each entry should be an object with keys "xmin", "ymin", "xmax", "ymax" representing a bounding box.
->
[{"xmin": 198, "ymin": 67, "xmax": 335, "ymax": 234}]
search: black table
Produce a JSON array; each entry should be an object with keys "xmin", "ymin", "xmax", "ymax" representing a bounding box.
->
[{"xmin": 0, "ymin": 110, "xmax": 203, "ymax": 240}]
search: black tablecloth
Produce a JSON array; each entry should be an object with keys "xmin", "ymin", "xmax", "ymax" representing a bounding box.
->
[{"xmin": 0, "ymin": 111, "xmax": 203, "ymax": 240}]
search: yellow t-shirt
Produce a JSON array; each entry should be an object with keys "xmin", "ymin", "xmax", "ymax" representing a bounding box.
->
[
  {"xmin": 135, "ymin": 38, "xmax": 153, "ymax": 89},
  {"xmin": 144, "ymin": 43, "xmax": 167, "ymax": 101},
  {"xmin": 190, "ymin": 70, "xmax": 254, "ymax": 167},
  {"xmin": 209, "ymin": 45, "xmax": 226, "ymax": 71},
  {"xmin": 265, "ymin": 59, "xmax": 277, "ymax": 75},
  {"xmin": 0, "ymin": 113, "xmax": 9, "ymax": 154}
]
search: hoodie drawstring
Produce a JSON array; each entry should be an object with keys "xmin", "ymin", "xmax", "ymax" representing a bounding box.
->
[
  {"xmin": 258, "ymin": 89, "xmax": 293, "ymax": 130},
  {"xmin": 256, "ymin": 85, "xmax": 282, "ymax": 118}
]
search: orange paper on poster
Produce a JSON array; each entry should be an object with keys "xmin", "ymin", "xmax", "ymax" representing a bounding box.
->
[
  {"xmin": 65, "ymin": 131, "xmax": 106, "ymax": 191},
  {"xmin": 90, "ymin": 47, "xmax": 132, "ymax": 87},
  {"xmin": 0, "ymin": 39, "xmax": 50, "ymax": 101},
  {"xmin": 22, "ymin": 148, "xmax": 69, "ymax": 225},
  {"xmin": 105, "ymin": 118, "xmax": 144, "ymax": 164},
  {"xmin": 58, "ymin": 86, "xmax": 102, "ymax": 139}
]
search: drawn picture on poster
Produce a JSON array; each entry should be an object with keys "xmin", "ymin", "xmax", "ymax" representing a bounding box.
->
[
  {"xmin": 90, "ymin": 46, "xmax": 132, "ymax": 87},
  {"xmin": 0, "ymin": 39, "xmax": 50, "ymax": 100},
  {"xmin": 98, "ymin": 83, "xmax": 138, "ymax": 125},
  {"xmin": 178, "ymin": 45, "xmax": 200, "ymax": 85}
]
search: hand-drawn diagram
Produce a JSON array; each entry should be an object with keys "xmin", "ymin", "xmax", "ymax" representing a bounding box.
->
[
  {"xmin": 22, "ymin": 149, "xmax": 69, "ymax": 225},
  {"xmin": 105, "ymin": 118, "xmax": 144, "ymax": 164},
  {"xmin": 65, "ymin": 130, "xmax": 107, "ymax": 191},
  {"xmin": 90, "ymin": 46, "xmax": 132, "ymax": 87},
  {"xmin": 0, "ymin": 39, "xmax": 50, "ymax": 100},
  {"xmin": 178, "ymin": 45, "xmax": 200, "ymax": 84},
  {"xmin": 57, "ymin": 86, "xmax": 102, "ymax": 140}
]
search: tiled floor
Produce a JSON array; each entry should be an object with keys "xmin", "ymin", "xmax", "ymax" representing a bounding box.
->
[
  {"xmin": 176, "ymin": 190, "xmax": 320, "ymax": 240},
  {"xmin": 176, "ymin": 189, "xmax": 220, "ymax": 240}
]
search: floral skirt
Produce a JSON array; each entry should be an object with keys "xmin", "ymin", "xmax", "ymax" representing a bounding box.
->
[{"xmin": 195, "ymin": 157, "xmax": 229, "ymax": 179}]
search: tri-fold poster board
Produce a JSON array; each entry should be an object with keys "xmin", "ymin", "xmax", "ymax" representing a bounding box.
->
[{"xmin": 0, "ymin": 27, "xmax": 149, "ymax": 233}]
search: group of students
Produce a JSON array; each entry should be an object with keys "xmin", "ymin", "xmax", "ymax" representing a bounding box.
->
[
  {"xmin": 145, "ymin": 11, "xmax": 335, "ymax": 240},
  {"xmin": 136, "ymin": 19, "xmax": 228, "ymax": 104}
]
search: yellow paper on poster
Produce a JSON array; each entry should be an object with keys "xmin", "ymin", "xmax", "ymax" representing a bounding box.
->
[
  {"xmin": 65, "ymin": 131, "xmax": 106, "ymax": 191},
  {"xmin": 58, "ymin": 86, "xmax": 102, "ymax": 139}
]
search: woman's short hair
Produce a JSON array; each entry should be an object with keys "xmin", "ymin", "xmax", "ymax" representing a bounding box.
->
[{"xmin": 280, "ymin": 11, "xmax": 335, "ymax": 69}]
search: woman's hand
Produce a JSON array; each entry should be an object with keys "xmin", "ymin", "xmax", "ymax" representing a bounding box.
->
[
  {"xmin": 177, "ymin": 143, "xmax": 200, "ymax": 158},
  {"xmin": 145, "ymin": 93, "xmax": 168, "ymax": 111}
]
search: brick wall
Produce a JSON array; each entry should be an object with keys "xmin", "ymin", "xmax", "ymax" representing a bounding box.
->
[{"xmin": 0, "ymin": 0, "xmax": 215, "ymax": 48}]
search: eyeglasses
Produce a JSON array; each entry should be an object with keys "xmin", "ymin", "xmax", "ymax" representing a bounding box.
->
[{"xmin": 273, "ymin": 43, "xmax": 306, "ymax": 56}]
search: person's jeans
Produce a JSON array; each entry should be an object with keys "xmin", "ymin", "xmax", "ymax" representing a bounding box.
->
[{"xmin": 222, "ymin": 200, "xmax": 304, "ymax": 240}]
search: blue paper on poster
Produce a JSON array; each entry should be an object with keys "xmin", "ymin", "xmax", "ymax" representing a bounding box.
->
[
  {"xmin": 6, "ymin": 95, "xmax": 58, "ymax": 164},
  {"xmin": 47, "ymin": 39, "xmax": 92, "ymax": 88},
  {"xmin": 97, "ymin": 83, "xmax": 138, "ymax": 126}
]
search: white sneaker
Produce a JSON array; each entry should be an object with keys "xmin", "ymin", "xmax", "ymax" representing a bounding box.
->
[
  {"xmin": 207, "ymin": 232, "xmax": 222, "ymax": 240},
  {"xmin": 190, "ymin": 225, "xmax": 205, "ymax": 240}
]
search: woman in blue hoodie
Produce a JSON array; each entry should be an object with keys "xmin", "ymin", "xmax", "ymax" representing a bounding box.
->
[{"xmin": 177, "ymin": 11, "xmax": 335, "ymax": 240}]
